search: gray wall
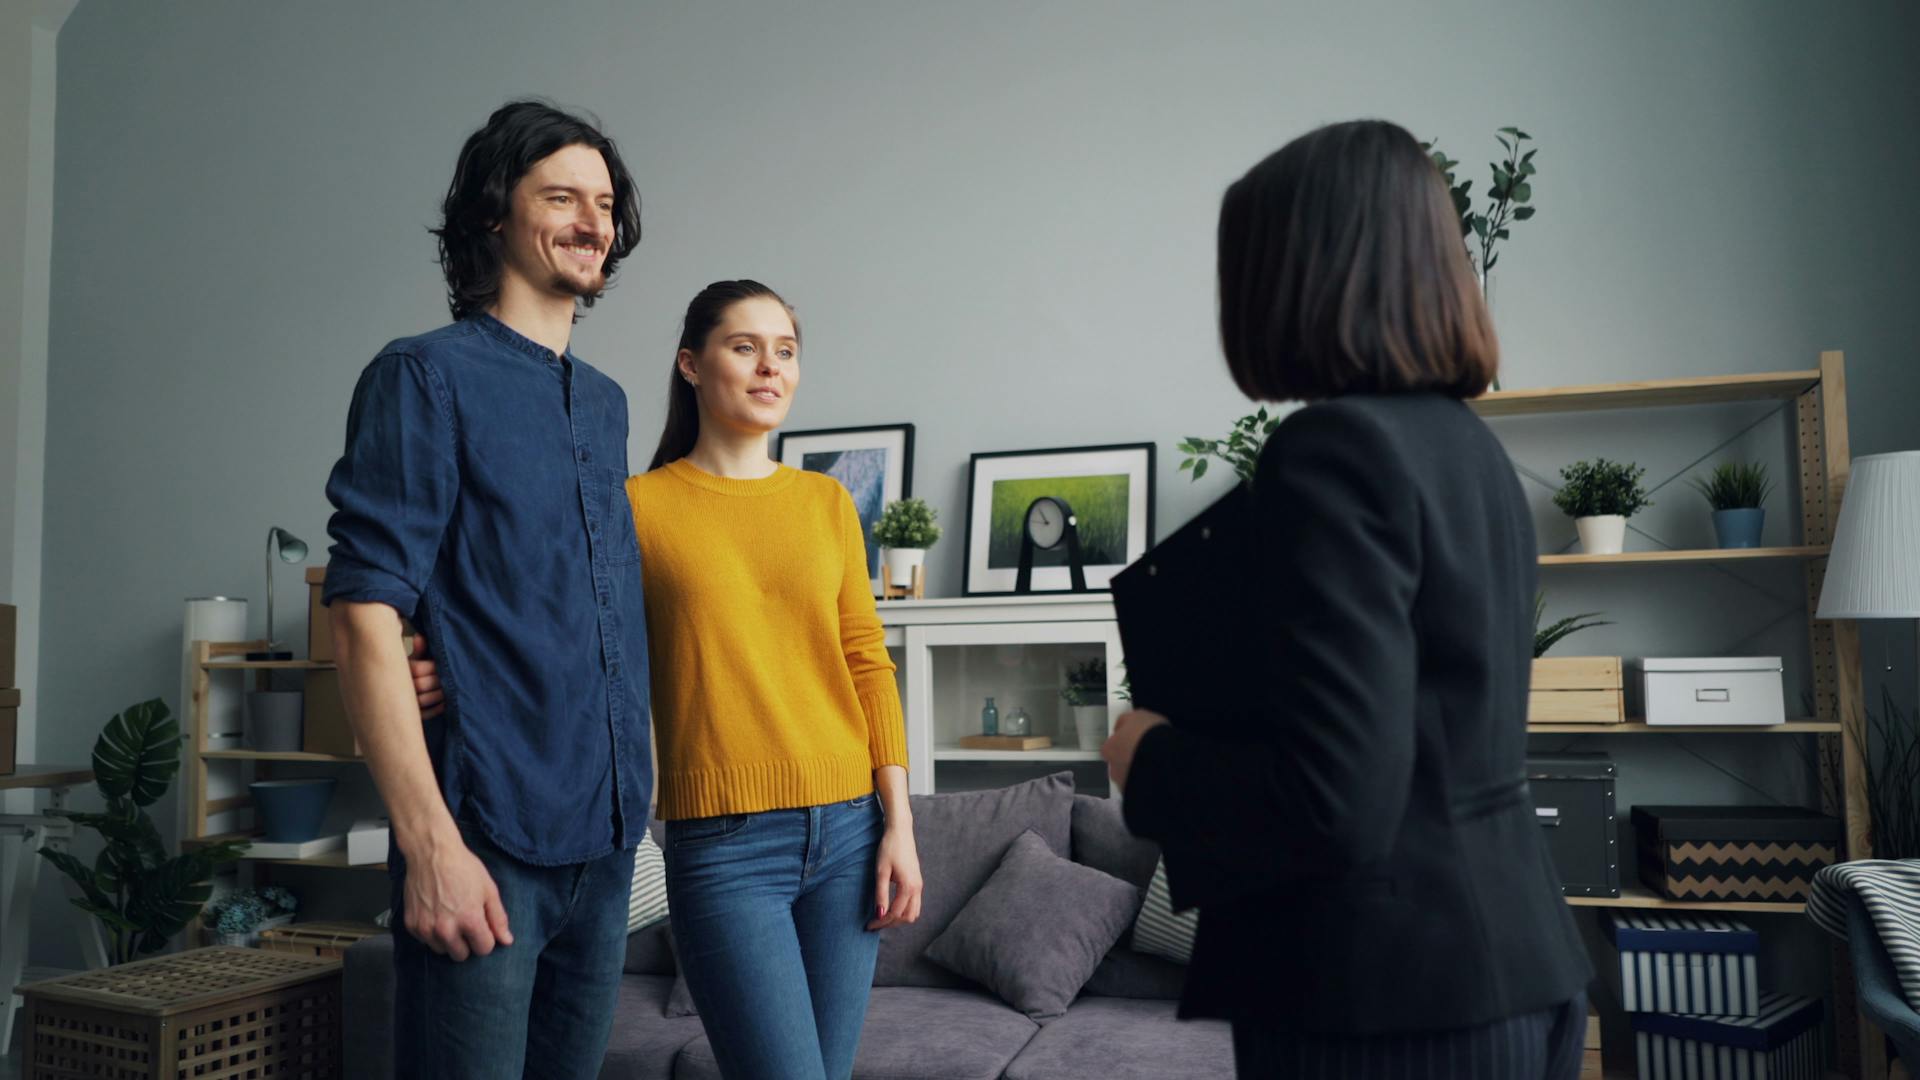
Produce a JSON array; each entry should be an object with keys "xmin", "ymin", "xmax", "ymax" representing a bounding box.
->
[{"xmin": 33, "ymin": 0, "xmax": 1920, "ymax": 982}]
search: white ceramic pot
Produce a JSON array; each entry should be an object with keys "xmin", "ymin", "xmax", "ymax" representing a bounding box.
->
[
  {"xmin": 1575, "ymin": 515, "xmax": 1627, "ymax": 555},
  {"xmin": 1072, "ymin": 705, "xmax": 1109, "ymax": 750},
  {"xmin": 884, "ymin": 547, "xmax": 927, "ymax": 588}
]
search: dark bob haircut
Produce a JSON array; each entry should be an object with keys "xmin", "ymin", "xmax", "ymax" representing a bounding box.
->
[
  {"xmin": 432, "ymin": 100, "xmax": 642, "ymax": 322},
  {"xmin": 1217, "ymin": 119, "xmax": 1498, "ymax": 402}
]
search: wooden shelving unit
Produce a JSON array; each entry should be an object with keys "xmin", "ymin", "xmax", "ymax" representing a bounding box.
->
[
  {"xmin": 185, "ymin": 639, "xmax": 372, "ymax": 868},
  {"xmin": 1565, "ymin": 886, "xmax": 1806, "ymax": 916},
  {"xmin": 1484, "ymin": 354, "xmax": 1875, "ymax": 1077}
]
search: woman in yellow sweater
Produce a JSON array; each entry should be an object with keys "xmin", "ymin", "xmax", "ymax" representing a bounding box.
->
[
  {"xmin": 413, "ymin": 279, "xmax": 921, "ymax": 1077},
  {"xmin": 628, "ymin": 279, "xmax": 922, "ymax": 1079}
]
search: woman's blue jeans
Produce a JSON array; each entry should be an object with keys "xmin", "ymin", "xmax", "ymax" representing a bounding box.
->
[{"xmin": 664, "ymin": 793, "xmax": 887, "ymax": 1080}]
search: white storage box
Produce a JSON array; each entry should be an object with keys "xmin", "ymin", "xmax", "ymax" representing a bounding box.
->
[
  {"xmin": 1635, "ymin": 658, "xmax": 1785, "ymax": 726},
  {"xmin": 348, "ymin": 818, "xmax": 391, "ymax": 865}
]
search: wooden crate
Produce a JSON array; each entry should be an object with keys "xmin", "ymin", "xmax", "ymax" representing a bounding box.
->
[
  {"xmin": 259, "ymin": 921, "xmax": 387, "ymax": 961},
  {"xmin": 1581, "ymin": 1006, "xmax": 1603, "ymax": 1079},
  {"xmin": 1530, "ymin": 657, "xmax": 1624, "ymax": 724},
  {"xmin": 0, "ymin": 601, "xmax": 16, "ymax": 687},
  {"xmin": 1, "ymin": 687, "xmax": 17, "ymax": 776},
  {"xmin": 21, "ymin": 946, "xmax": 341, "ymax": 1079},
  {"xmin": 306, "ymin": 567, "xmax": 331, "ymax": 663},
  {"xmin": 301, "ymin": 669, "xmax": 360, "ymax": 757}
]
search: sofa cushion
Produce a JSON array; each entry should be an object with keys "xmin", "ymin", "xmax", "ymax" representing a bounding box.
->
[
  {"xmin": 598, "ymin": 975, "xmax": 709, "ymax": 1080},
  {"xmin": 628, "ymin": 829, "xmax": 669, "ymax": 934},
  {"xmin": 672, "ymin": 986, "xmax": 1038, "ymax": 1080},
  {"xmin": 1082, "ymin": 946, "xmax": 1187, "ymax": 1001},
  {"xmin": 1130, "ymin": 858, "xmax": 1198, "ymax": 964},
  {"xmin": 1070, "ymin": 793, "xmax": 1160, "ymax": 894},
  {"xmin": 1002, "ymin": 995, "xmax": 1234, "ymax": 1080},
  {"xmin": 876, "ymin": 771, "xmax": 1076, "ymax": 988},
  {"xmin": 924, "ymin": 830, "xmax": 1141, "ymax": 1021},
  {"xmin": 624, "ymin": 919, "xmax": 675, "ymax": 977}
]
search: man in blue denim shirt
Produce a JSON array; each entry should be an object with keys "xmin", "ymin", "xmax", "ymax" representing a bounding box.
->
[{"xmin": 322, "ymin": 101, "xmax": 652, "ymax": 1080}]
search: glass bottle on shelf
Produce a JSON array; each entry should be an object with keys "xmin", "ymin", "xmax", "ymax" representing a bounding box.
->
[
  {"xmin": 981, "ymin": 696, "xmax": 999, "ymax": 736},
  {"xmin": 1002, "ymin": 706, "xmax": 1032, "ymax": 737}
]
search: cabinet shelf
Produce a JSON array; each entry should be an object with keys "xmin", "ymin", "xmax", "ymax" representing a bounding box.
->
[
  {"xmin": 1469, "ymin": 370, "xmax": 1820, "ymax": 417},
  {"xmin": 200, "ymin": 750, "xmax": 364, "ymax": 763},
  {"xmin": 1539, "ymin": 545, "xmax": 1827, "ymax": 567},
  {"xmin": 1565, "ymin": 885, "xmax": 1805, "ymax": 915},
  {"xmin": 1527, "ymin": 719, "xmax": 1836, "ymax": 735},
  {"xmin": 933, "ymin": 748, "xmax": 1104, "ymax": 763},
  {"xmin": 185, "ymin": 831, "xmax": 385, "ymax": 871},
  {"xmin": 202, "ymin": 659, "xmax": 336, "ymax": 671}
]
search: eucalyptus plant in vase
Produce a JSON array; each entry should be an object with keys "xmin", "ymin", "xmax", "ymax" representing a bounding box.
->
[
  {"xmin": 1553, "ymin": 459, "xmax": 1651, "ymax": 555},
  {"xmin": 1691, "ymin": 462, "xmax": 1772, "ymax": 549},
  {"xmin": 1060, "ymin": 657, "xmax": 1109, "ymax": 750},
  {"xmin": 1424, "ymin": 127, "xmax": 1542, "ymax": 391}
]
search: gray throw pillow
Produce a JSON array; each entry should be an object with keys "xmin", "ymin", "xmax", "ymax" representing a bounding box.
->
[
  {"xmin": 662, "ymin": 925, "xmax": 698, "ymax": 1017},
  {"xmin": 875, "ymin": 771, "xmax": 1077, "ymax": 988},
  {"xmin": 923, "ymin": 830, "xmax": 1142, "ymax": 1022}
]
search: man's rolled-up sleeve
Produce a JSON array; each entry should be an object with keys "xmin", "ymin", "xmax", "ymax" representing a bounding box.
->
[{"xmin": 321, "ymin": 351, "xmax": 459, "ymax": 618}]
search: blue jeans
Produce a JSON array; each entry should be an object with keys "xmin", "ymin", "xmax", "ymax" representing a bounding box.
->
[
  {"xmin": 391, "ymin": 821, "xmax": 637, "ymax": 1079},
  {"xmin": 664, "ymin": 794, "xmax": 887, "ymax": 1080}
]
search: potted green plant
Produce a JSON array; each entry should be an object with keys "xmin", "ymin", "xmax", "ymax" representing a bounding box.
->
[
  {"xmin": 37, "ymin": 699, "xmax": 249, "ymax": 964},
  {"xmin": 1552, "ymin": 459, "xmax": 1650, "ymax": 555},
  {"xmin": 202, "ymin": 885, "xmax": 300, "ymax": 947},
  {"xmin": 1423, "ymin": 127, "xmax": 1542, "ymax": 391},
  {"xmin": 872, "ymin": 497, "xmax": 942, "ymax": 589},
  {"xmin": 1059, "ymin": 657, "xmax": 1109, "ymax": 750},
  {"xmin": 1177, "ymin": 408, "xmax": 1280, "ymax": 483},
  {"xmin": 1533, "ymin": 590, "xmax": 1611, "ymax": 659},
  {"xmin": 1691, "ymin": 462, "xmax": 1772, "ymax": 549}
]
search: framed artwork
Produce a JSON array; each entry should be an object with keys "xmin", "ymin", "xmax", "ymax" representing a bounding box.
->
[
  {"xmin": 776, "ymin": 424, "xmax": 915, "ymax": 594},
  {"xmin": 964, "ymin": 443, "xmax": 1155, "ymax": 595}
]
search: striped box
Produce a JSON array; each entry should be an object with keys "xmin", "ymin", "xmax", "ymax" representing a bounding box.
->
[
  {"xmin": 1631, "ymin": 993, "xmax": 1823, "ymax": 1080},
  {"xmin": 1607, "ymin": 911, "xmax": 1759, "ymax": 1016}
]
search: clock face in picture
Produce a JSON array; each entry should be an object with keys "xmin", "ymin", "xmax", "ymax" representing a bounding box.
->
[{"xmin": 1026, "ymin": 497, "xmax": 1069, "ymax": 550}]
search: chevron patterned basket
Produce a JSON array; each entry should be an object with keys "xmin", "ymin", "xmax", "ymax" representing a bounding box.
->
[{"xmin": 1631, "ymin": 805, "xmax": 1842, "ymax": 903}]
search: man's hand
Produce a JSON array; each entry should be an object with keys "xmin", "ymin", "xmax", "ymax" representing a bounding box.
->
[
  {"xmin": 409, "ymin": 634, "xmax": 444, "ymax": 720},
  {"xmin": 403, "ymin": 829, "xmax": 514, "ymax": 962}
]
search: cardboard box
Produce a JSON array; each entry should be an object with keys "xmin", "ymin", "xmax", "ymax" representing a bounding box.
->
[
  {"xmin": 302, "ymin": 670, "xmax": 361, "ymax": 757},
  {"xmin": 1529, "ymin": 656, "xmax": 1624, "ymax": 724},
  {"xmin": 1631, "ymin": 993, "xmax": 1824, "ymax": 1080},
  {"xmin": 0, "ymin": 602, "xmax": 16, "ymax": 688},
  {"xmin": 1605, "ymin": 910, "xmax": 1760, "ymax": 1016},
  {"xmin": 348, "ymin": 819, "xmax": 390, "ymax": 866},
  {"xmin": 0, "ymin": 686, "xmax": 18, "ymax": 776},
  {"xmin": 306, "ymin": 567, "xmax": 332, "ymax": 662},
  {"xmin": 1633, "ymin": 805, "xmax": 1841, "ymax": 903},
  {"xmin": 1635, "ymin": 657, "xmax": 1786, "ymax": 726}
]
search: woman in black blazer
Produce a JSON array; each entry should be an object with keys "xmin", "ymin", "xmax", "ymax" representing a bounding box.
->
[{"xmin": 1102, "ymin": 120, "xmax": 1591, "ymax": 1079}]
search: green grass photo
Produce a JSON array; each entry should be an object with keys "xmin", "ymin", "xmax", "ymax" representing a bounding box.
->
[{"xmin": 987, "ymin": 474, "xmax": 1131, "ymax": 568}]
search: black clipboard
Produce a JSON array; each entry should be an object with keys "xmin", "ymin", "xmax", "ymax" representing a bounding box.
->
[{"xmin": 1108, "ymin": 482, "xmax": 1260, "ymax": 735}]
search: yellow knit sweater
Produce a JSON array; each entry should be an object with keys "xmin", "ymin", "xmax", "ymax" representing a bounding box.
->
[{"xmin": 626, "ymin": 460, "xmax": 909, "ymax": 820}]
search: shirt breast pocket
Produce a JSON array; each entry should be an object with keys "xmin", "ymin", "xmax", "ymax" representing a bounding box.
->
[{"xmin": 603, "ymin": 468, "xmax": 641, "ymax": 566}]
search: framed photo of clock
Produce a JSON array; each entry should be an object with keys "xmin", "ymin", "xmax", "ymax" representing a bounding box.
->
[
  {"xmin": 963, "ymin": 443, "xmax": 1155, "ymax": 596},
  {"xmin": 777, "ymin": 423, "xmax": 915, "ymax": 595}
]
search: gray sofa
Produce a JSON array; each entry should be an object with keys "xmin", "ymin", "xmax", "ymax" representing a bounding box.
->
[{"xmin": 344, "ymin": 778, "xmax": 1233, "ymax": 1079}]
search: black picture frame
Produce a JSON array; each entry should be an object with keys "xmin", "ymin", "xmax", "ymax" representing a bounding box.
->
[
  {"xmin": 963, "ymin": 442, "xmax": 1156, "ymax": 596},
  {"xmin": 776, "ymin": 423, "xmax": 916, "ymax": 594}
]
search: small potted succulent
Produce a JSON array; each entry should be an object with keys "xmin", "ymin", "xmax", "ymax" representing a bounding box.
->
[
  {"xmin": 1552, "ymin": 459, "xmax": 1650, "ymax": 555},
  {"xmin": 872, "ymin": 497, "xmax": 942, "ymax": 589},
  {"xmin": 1691, "ymin": 462, "xmax": 1772, "ymax": 549},
  {"xmin": 202, "ymin": 885, "xmax": 299, "ymax": 948},
  {"xmin": 1059, "ymin": 657, "xmax": 1109, "ymax": 750}
]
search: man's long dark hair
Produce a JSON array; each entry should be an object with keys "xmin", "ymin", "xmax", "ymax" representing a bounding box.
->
[
  {"xmin": 431, "ymin": 100, "xmax": 642, "ymax": 321},
  {"xmin": 648, "ymin": 281, "xmax": 800, "ymax": 471}
]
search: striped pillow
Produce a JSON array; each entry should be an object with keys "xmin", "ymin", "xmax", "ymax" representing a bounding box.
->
[
  {"xmin": 628, "ymin": 830, "xmax": 668, "ymax": 934},
  {"xmin": 1130, "ymin": 857, "xmax": 1197, "ymax": 964}
]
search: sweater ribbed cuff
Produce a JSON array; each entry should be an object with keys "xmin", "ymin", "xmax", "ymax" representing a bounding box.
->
[{"xmin": 860, "ymin": 684, "xmax": 910, "ymax": 770}]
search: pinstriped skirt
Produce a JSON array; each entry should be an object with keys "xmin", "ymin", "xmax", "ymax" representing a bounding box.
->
[{"xmin": 1231, "ymin": 992, "xmax": 1587, "ymax": 1080}]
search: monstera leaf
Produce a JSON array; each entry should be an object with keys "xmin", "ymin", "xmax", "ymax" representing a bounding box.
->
[{"xmin": 92, "ymin": 699, "xmax": 181, "ymax": 808}]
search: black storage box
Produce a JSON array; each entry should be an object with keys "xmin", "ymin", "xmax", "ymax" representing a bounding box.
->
[
  {"xmin": 1632, "ymin": 805, "xmax": 1842, "ymax": 903},
  {"xmin": 1526, "ymin": 753, "xmax": 1619, "ymax": 897}
]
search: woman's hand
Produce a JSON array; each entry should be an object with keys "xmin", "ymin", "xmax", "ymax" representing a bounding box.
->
[
  {"xmin": 869, "ymin": 818, "xmax": 924, "ymax": 931},
  {"xmin": 1103, "ymin": 709, "xmax": 1171, "ymax": 791},
  {"xmin": 409, "ymin": 634, "xmax": 444, "ymax": 720}
]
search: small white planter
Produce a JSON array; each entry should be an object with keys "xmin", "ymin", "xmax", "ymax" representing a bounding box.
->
[
  {"xmin": 884, "ymin": 547, "xmax": 927, "ymax": 587},
  {"xmin": 1575, "ymin": 515, "xmax": 1627, "ymax": 555},
  {"xmin": 1072, "ymin": 705, "xmax": 1109, "ymax": 750}
]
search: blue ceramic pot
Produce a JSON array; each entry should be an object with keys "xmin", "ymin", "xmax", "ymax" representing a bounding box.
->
[
  {"xmin": 1712, "ymin": 508, "xmax": 1766, "ymax": 549},
  {"xmin": 249, "ymin": 778, "xmax": 337, "ymax": 842}
]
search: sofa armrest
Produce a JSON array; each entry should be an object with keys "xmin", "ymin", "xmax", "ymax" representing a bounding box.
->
[{"xmin": 344, "ymin": 934, "xmax": 397, "ymax": 1080}]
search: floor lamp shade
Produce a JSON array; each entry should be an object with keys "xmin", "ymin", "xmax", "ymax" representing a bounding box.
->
[{"xmin": 1817, "ymin": 451, "xmax": 1920, "ymax": 619}]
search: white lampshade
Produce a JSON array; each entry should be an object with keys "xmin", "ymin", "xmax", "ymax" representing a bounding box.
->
[{"xmin": 1816, "ymin": 450, "xmax": 1920, "ymax": 619}]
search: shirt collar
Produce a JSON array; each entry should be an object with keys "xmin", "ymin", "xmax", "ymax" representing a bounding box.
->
[{"xmin": 473, "ymin": 312, "xmax": 574, "ymax": 365}]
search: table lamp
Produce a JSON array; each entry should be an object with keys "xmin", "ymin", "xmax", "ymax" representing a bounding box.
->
[{"xmin": 245, "ymin": 526, "xmax": 309, "ymax": 661}]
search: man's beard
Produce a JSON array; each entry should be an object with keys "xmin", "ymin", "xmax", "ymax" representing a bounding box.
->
[{"xmin": 551, "ymin": 268, "xmax": 607, "ymax": 304}]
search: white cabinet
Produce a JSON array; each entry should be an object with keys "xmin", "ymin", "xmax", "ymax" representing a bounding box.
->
[{"xmin": 878, "ymin": 595, "xmax": 1123, "ymax": 797}]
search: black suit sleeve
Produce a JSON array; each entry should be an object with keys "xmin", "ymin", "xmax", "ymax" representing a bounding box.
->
[{"xmin": 1122, "ymin": 402, "xmax": 1421, "ymax": 907}]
